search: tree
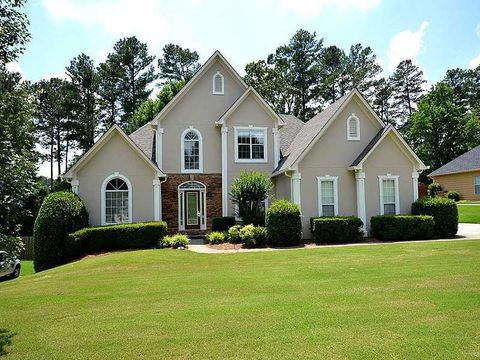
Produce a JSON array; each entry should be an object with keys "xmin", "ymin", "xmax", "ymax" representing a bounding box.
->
[
  {"xmin": 110, "ymin": 36, "xmax": 157, "ymax": 130},
  {"xmin": 317, "ymin": 45, "xmax": 348, "ymax": 104},
  {"xmin": 97, "ymin": 54, "xmax": 123, "ymax": 129},
  {"xmin": 0, "ymin": 0, "xmax": 30, "ymax": 64},
  {"xmin": 158, "ymin": 43, "xmax": 200, "ymax": 83},
  {"xmin": 444, "ymin": 66, "xmax": 480, "ymax": 111},
  {"xmin": 390, "ymin": 59, "xmax": 426, "ymax": 127},
  {"xmin": 372, "ymin": 78, "xmax": 393, "ymax": 124}
]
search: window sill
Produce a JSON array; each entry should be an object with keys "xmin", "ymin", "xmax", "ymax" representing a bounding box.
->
[{"xmin": 234, "ymin": 159, "xmax": 268, "ymax": 164}]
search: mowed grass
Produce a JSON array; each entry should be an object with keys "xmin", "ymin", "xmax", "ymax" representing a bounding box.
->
[
  {"xmin": 1, "ymin": 241, "xmax": 480, "ymax": 359},
  {"xmin": 458, "ymin": 204, "xmax": 480, "ymax": 223}
]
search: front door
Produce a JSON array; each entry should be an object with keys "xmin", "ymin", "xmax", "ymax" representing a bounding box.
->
[{"xmin": 184, "ymin": 191, "xmax": 200, "ymax": 229}]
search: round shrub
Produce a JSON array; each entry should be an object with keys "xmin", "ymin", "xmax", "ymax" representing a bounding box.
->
[
  {"xmin": 33, "ymin": 192, "xmax": 89, "ymax": 272},
  {"xmin": 265, "ymin": 200, "xmax": 302, "ymax": 247},
  {"xmin": 161, "ymin": 234, "xmax": 189, "ymax": 248},
  {"xmin": 411, "ymin": 197, "xmax": 458, "ymax": 237},
  {"xmin": 446, "ymin": 190, "xmax": 460, "ymax": 202},
  {"xmin": 206, "ymin": 231, "xmax": 226, "ymax": 244},
  {"xmin": 227, "ymin": 225, "xmax": 243, "ymax": 244},
  {"xmin": 239, "ymin": 224, "xmax": 267, "ymax": 248},
  {"xmin": 428, "ymin": 182, "xmax": 442, "ymax": 197}
]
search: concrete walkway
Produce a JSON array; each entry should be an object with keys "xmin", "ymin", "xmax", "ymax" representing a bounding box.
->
[{"xmin": 188, "ymin": 223, "xmax": 480, "ymax": 254}]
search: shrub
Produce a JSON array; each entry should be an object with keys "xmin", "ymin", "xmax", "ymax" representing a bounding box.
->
[
  {"xmin": 161, "ymin": 234, "xmax": 190, "ymax": 249},
  {"xmin": 67, "ymin": 221, "xmax": 167, "ymax": 258},
  {"xmin": 206, "ymin": 231, "xmax": 226, "ymax": 244},
  {"xmin": 311, "ymin": 217, "xmax": 363, "ymax": 244},
  {"xmin": 0, "ymin": 234, "xmax": 25, "ymax": 257},
  {"xmin": 230, "ymin": 171, "xmax": 273, "ymax": 225},
  {"xmin": 370, "ymin": 215, "xmax": 434, "ymax": 241},
  {"xmin": 412, "ymin": 197, "xmax": 458, "ymax": 237},
  {"xmin": 446, "ymin": 190, "xmax": 460, "ymax": 202},
  {"xmin": 265, "ymin": 200, "xmax": 302, "ymax": 247},
  {"xmin": 211, "ymin": 216, "xmax": 236, "ymax": 232},
  {"xmin": 239, "ymin": 224, "xmax": 267, "ymax": 248},
  {"xmin": 227, "ymin": 225, "xmax": 243, "ymax": 244},
  {"xmin": 33, "ymin": 192, "xmax": 89, "ymax": 272},
  {"xmin": 428, "ymin": 182, "xmax": 442, "ymax": 197}
]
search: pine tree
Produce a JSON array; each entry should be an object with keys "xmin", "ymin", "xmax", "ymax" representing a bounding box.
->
[
  {"xmin": 346, "ymin": 43, "xmax": 381, "ymax": 101},
  {"xmin": 317, "ymin": 45, "xmax": 348, "ymax": 104},
  {"xmin": 98, "ymin": 53, "xmax": 123, "ymax": 129},
  {"xmin": 0, "ymin": 0, "xmax": 30, "ymax": 64},
  {"xmin": 372, "ymin": 78, "xmax": 393, "ymax": 124},
  {"xmin": 158, "ymin": 43, "xmax": 200, "ymax": 83}
]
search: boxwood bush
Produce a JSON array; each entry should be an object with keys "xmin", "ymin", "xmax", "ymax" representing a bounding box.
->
[
  {"xmin": 206, "ymin": 231, "xmax": 226, "ymax": 244},
  {"xmin": 227, "ymin": 225, "xmax": 243, "ymax": 244},
  {"xmin": 370, "ymin": 215, "xmax": 434, "ymax": 241},
  {"xmin": 411, "ymin": 197, "xmax": 458, "ymax": 237},
  {"xmin": 239, "ymin": 224, "xmax": 267, "ymax": 248},
  {"xmin": 211, "ymin": 216, "xmax": 236, "ymax": 232},
  {"xmin": 67, "ymin": 221, "xmax": 167, "ymax": 258},
  {"xmin": 265, "ymin": 200, "xmax": 302, "ymax": 247},
  {"xmin": 311, "ymin": 216, "xmax": 363, "ymax": 244},
  {"xmin": 34, "ymin": 192, "xmax": 89, "ymax": 272}
]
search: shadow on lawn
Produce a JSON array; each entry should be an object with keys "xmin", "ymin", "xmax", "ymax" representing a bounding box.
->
[{"xmin": 0, "ymin": 329, "xmax": 15, "ymax": 357}]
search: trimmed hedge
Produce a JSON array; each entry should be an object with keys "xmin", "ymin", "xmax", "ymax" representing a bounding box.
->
[
  {"xmin": 206, "ymin": 231, "xmax": 226, "ymax": 244},
  {"xmin": 265, "ymin": 200, "xmax": 302, "ymax": 247},
  {"xmin": 311, "ymin": 217, "xmax": 363, "ymax": 244},
  {"xmin": 412, "ymin": 197, "xmax": 458, "ymax": 237},
  {"xmin": 34, "ymin": 192, "xmax": 89, "ymax": 272},
  {"xmin": 211, "ymin": 216, "xmax": 236, "ymax": 232},
  {"xmin": 67, "ymin": 221, "xmax": 167, "ymax": 258},
  {"xmin": 239, "ymin": 224, "xmax": 267, "ymax": 248},
  {"xmin": 370, "ymin": 215, "xmax": 434, "ymax": 241}
]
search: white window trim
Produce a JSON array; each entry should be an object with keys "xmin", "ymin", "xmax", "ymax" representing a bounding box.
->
[
  {"xmin": 234, "ymin": 126, "xmax": 268, "ymax": 163},
  {"xmin": 101, "ymin": 172, "xmax": 133, "ymax": 225},
  {"xmin": 347, "ymin": 113, "xmax": 360, "ymax": 141},
  {"xmin": 378, "ymin": 174, "xmax": 400, "ymax": 215},
  {"xmin": 180, "ymin": 127, "xmax": 203, "ymax": 174},
  {"xmin": 212, "ymin": 71, "xmax": 224, "ymax": 95},
  {"xmin": 316, "ymin": 175, "xmax": 339, "ymax": 216},
  {"xmin": 177, "ymin": 181, "xmax": 207, "ymax": 231}
]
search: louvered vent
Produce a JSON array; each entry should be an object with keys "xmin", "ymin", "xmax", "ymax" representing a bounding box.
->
[{"xmin": 213, "ymin": 72, "xmax": 224, "ymax": 94}]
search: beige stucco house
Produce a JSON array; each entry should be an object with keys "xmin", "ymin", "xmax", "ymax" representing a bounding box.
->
[{"xmin": 64, "ymin": 51, "xmax": 427, "ymax": 238}]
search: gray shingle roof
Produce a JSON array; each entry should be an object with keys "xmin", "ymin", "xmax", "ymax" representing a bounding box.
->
[
  {"xmin": 429, "ymin": 144, "xmax": 480, "ymax": 176},
  {"xmin": 350, "ymin": 126, "xmax": 391, "ymax": 167},
  {"xmin": 279, "ymin": 114, "xmax": 304, "ymax": 155},
  {"xmin": 129, "ymin": 123, "xmax": 155, "ymax": 162}
]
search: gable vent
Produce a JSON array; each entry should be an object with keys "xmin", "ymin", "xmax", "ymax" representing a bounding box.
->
[
  {"xmin": 347, "ymin": 114, "xmax": 360, "ymax": 140},
  {"xmin": 213, "ymin": 72, "xmax": 224, "ymax": 95}
]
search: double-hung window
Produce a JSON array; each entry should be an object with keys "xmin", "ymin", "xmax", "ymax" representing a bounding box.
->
[
  {"xmin": 475, "ymin": 176, "xmax": 480, "ymax": 195},
  {"xmin": 234, "ymin": 127, "xmax": 267, "ymax": 162},
  {"xmin": 317, "ymin": 176, "xmax": 338, "ymax": 217},
  {"xmin": 379, "ymin": 175, "xmax": 399, "ymax": 215}
]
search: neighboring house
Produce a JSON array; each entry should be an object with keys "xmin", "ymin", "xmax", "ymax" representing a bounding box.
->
[
  {"xmin": 429, "ymin": 145, "xmax": 480, "ymax": 201},
  {"xmin": 64, "ymin": 51, "xmax": 427, "ymax": 238}
]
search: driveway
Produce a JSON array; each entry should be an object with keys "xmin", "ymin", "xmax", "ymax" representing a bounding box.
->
[{"xmin": 458, "ymin": 223, "xmax": 480, "ymax": 238}]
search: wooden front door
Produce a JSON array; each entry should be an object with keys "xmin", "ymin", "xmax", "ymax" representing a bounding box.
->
[{"xmin": 184, "ymin": 190, "xmax": 200, "ymax": 229}]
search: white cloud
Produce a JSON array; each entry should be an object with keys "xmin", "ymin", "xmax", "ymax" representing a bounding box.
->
[
  {"xmin": 5, "ymin": 61, "xmax": 25, "ymax": 79},
  {"xmin": 386, "ymin": 21, "xmax": 428, "ymax": 71},
  {"xmin": 42, "ymin": 0, "xmax": 170, "ymax": 47},
  {"xmin": 469, "ymin": 53, "xmax": 480, "ymax": 69},
  {"xmin": 280, "ymin": 0, "xmax": 381, "ymax": 18}
]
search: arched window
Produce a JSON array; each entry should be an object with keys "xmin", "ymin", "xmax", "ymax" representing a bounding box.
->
[
  {"xmin": 347, "ymin": 113, "xmax": 360, "ymax": 141},
  {"xmin": 212, "ymin": 71, "xmax": 224, "ymax": 95},
  {"xmin": 181, "ymin": 128, "xmax": 203, "ymax": 173},
  {"xmin": 101, "ymin": 174, "xmax": 132, "ymax": 225}
]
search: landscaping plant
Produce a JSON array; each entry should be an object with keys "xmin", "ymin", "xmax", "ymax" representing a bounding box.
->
[
  {"xmin": 265, "ymin": 199, "xmax": 302, "ymax": 247},
  {"xmin": 370, "ymin": 215, "xmax": 434, "ymax": 241},
  {"xmin": 412, "ymin": 197, "xmax": 458, "ymax": 237},
  {"xmin": 161, "ymin": 234, "xmax": 190, "ymax": 249},
  {"xmin": 206, "ymin": 231, "xmax": 226, "ymax": 244},
  {"xmin": 311, "ymin": 216, "xmax": 363, "ymax": 244}
]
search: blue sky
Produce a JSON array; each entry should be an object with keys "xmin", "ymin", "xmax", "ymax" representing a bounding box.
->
[{"xmin": 7, "ymin": 0, "xmax": 480, "ymax": 176}]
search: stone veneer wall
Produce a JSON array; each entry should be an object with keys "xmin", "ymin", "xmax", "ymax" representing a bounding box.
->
[{"xmin": 161, "ymin": 174, "xmax": 222, "ymax": 233}]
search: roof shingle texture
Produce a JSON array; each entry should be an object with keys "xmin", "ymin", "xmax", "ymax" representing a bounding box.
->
[
  {"xmin": 129, "ymin": 124, "xmax": 155, "ymax": 161},
  {"xmin": 429, "ymin": 144, "xmax": 480, "ymax": 176},
  {"xmin": 279, "ymin": 114, "xmax": 304, "ymax": 155}
]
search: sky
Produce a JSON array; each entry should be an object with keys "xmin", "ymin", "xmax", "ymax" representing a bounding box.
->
[{"xmin": 6, "ymin": 0, "xmax": 480, "ymax": 177}]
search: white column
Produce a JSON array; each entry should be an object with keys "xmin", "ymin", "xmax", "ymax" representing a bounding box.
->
[
  {"xmin": 153, "ymin": 179, "xmax": 161, "ymax": 221},
  {"xmin": 291, "ymin": 171, "xmax": 302, "ymax": 209},
  {"xmin": 272, "ymin": 127, "xmax": 280, "ymax": 169},
  {"xmin": 355, "ymin": 171, "xmax": 367, "ymax": 234},
  {"xmin": 221, "ymin": 126, "xmax": 228, "ymax": 216},
  {"xmin": 71, "ymin": 179, "xmax": 79, "ymax": 195},
  {"xmin": 156, "ymin": 128, "xmax": 164, "ymax": 169},
  {"xmin": 412, "ymin": 171, "xmax": 419, "ymax": 202}
]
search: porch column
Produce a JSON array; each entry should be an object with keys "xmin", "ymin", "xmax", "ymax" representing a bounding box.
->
[
  {"xmin": 291, "ymin": 171, "xmax": 302, "ymax": 209},
  {"xmin": 153, "ymin": 179, "xmax": 161, "ymax": 221},
  {"xmin": 272, "ymin": 127, "xmax": 280, "ymax": 168},
  {"xmin": 355, "ymin": 171, "xmax": 367, "ymax": 234},
  {"xmin": 156, "ymin": 128, "xmax": 164, "ymax": 169},
  {"xmin": 412, "ymin": 171, "xmax": 419, "ymax": 202},
  {"xmin": 221, "ymin": 126, "xmax": 228, "ymax": 216},
  {"xmin": 71, "ymin": 179, "xmax": 79, "ymax": 195}
]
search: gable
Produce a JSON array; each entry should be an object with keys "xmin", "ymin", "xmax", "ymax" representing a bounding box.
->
[{"xmin": 362, "ymin": 133, "xmax": 414, "ymax": 171}]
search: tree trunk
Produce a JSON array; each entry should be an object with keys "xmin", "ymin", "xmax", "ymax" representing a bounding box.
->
[
  {"xmin": 50, "ymin": 135, "xmax": 54, "ymax": 189},
  {"xmin": 56, "ymin": 120, "xmax": 61, "ymax": 178}
]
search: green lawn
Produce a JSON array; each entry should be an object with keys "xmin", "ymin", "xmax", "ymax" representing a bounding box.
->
[
  {"xmin": 20, "ymin": 260, "xmax": 34, "ymax": 277},
  {"xmin": 1, "ymin": 241, "xmax": 479, "ymax": 359},
  {"xmin": 458, "ymin": 204, "xmax": 480, "ymax": 223}
]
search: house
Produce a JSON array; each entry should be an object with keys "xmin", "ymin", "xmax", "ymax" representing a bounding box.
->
[
  {"xmin": 429, "ymin": 145, "xmax": 480, "ymax": 201},
  {"xmin": 64, "ymin": 51, "xmax": 427, "ymax": 238}
]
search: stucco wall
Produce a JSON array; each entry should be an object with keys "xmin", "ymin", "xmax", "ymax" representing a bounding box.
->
[
  {"xmin": 76, "ymin": 132, "xmax": 157, "ymax": 226},
  {"xmin": 432, "ymin": 171, "xmax": 480, "ymax": 201},
  {"xmin": 274, "ymin": 173, "xmax": 291, "ymax": 201}
]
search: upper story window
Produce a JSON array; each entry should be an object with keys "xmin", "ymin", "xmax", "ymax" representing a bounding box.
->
[
  {"xmin": 347, "ymin": 113, "xmax": 360, "ymax": 141},
  {"xmin": 181, "ymin": 128, "xmax": 203, "ymax": 173},
  {"xmin": 475, "ymin": 176, "xmax": 480, "ymax": 195},
  {"xmin": 234, "ymin": 126, "xmax": 268, "ymax": 163},
  {"xmin": 379, "ymin": 175, "xmax": 399, "ymax": 215},
  {"xmin": 317, "ymin": 176, "xmax": 338, "ymax": 217},
  {"xmin": 103, "ymin": 175, "xmax": 131, "ymax": 225},
  {"xmin": 212, "ymin": 72, "xmax": 224, "ymax": 95}
]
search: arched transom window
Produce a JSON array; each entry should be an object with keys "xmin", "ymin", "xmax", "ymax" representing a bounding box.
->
[
  {"xmin": 102, "ymin": 176, "xmax": 131, "ymax": 224},
  {"xmin": 347, "ymin": 113, "xmax": 360, "ymax": 141},
  {"xmin": 212, "ymin": 71, "xmax": 224, "ymax": 95},
  {"xmin": 181, "ymin": 128, "xmax": 203, "ymax": 173}
]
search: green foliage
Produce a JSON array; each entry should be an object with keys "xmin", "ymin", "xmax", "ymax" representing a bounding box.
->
[
  {"xmin": 370, "ymin": 215, "xmax": 434, "ymax": 241},
  {"xmin": 311, "ymin": 217, "xmax": 363, "ymax": 244},
  {"xmin": 265, "ymin": 200, "xmax": 302, "ymax": 247},
  {"xmin": 67, "ymin": 221, "xmax": 167, "ymax": 257},
  {"xmin": 412, "ymin": 197, "xmax": 458, "ymax": 237},
  {"xmin": 446, "ymin": 190, "xmax": 460, "ymax": 202},
  {"xmin": 161, "ymin": 234, "xmax": 189, "ymax": 249},
  {"xmin": 428, "ymin": 182, "xmax": 442, "ymax": 197},
  {"xmin": 17, "ymin": 178, "xmax": 49, "ymax": 236},
  {"xmin": 211, "ymin": 216, "xmax": 236, "ymax": 232},
  {"xmin": 239, "ymin": 224, "xmax": 267, "ymax": 248},
  {"xmin": 0, "ymin": 0, "xmax": 30, "ymax": 64},
  {"xmin": 97, "ymin": 54, "xmax": 123, "ymax": 129},
  {"xmin": 230, "ymin": 171, "xmax": 272, "ymax": 226},
  {"xmin": 206, "ymin": 231, "xmax": 226, "ymax": 245},
  {"xmin": 0, "ymin": 234, "xmax": 24, "ymax": 257},
  {"xmin": 227, "ymin": 225, "xmax": 243, "ymax": 244},
  {"xmin": 158, "ymin": 43, "xmax": 200, "ymax": 83},
  {"xmin": 33, "ymin": 192, "xmax": 89, "ymax": 272}
]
